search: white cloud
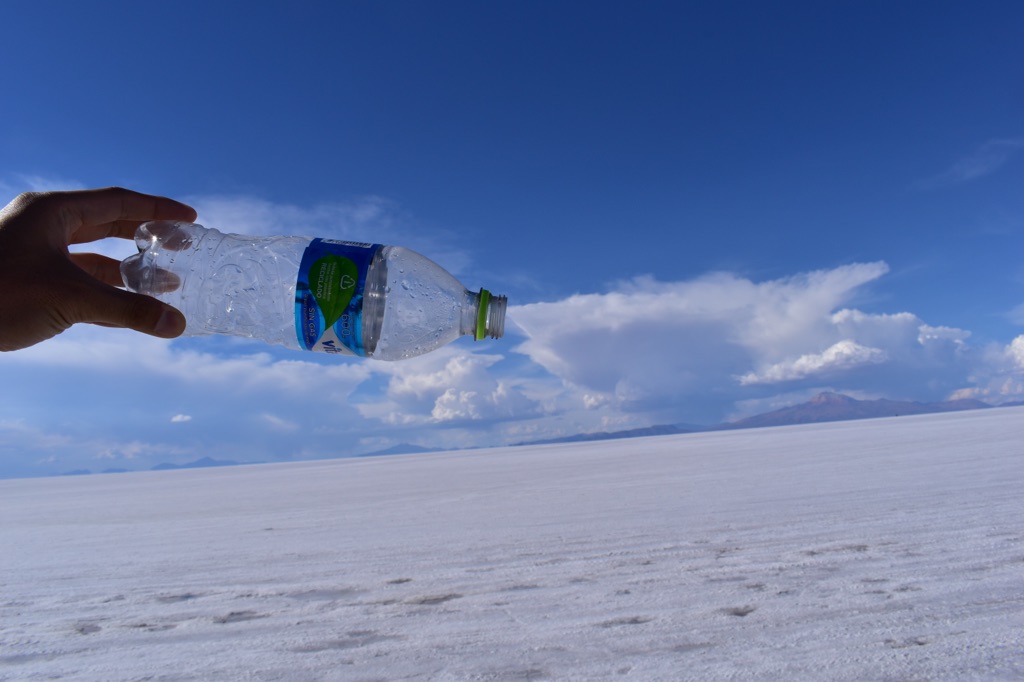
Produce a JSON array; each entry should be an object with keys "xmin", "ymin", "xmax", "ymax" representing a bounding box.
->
[
  {"xmin": 8, "ymin": 325, "xmax": 375, "ymax": 400},
  {"xmin": 1008, "ymin": 336, "xmax": 1024, "ymax": 368},
  {"xmin": 0, "ymin": 418, "xmax": 74, "ymax": 451},
  {"xmin": 95, "ymin": 441, "xmax": 150, "ymax": 460},
  {"xmin": 431, "ymin": 382, "xmax": 534, "ymax": 422},
  {"xmin": 0, "ymin": 173, "xmax": 87, "ymax": 196},
  {"xmin": 0, "ymin": 324, "xmax": 384, "ymax": 474},
  {"xmin": 950, "ymin": 335, "xmax": 1024, "ymax": 404},
  {"xmin": 189, "ymin": 195, "xmax": 400, "ymax": 238},
  {"xmin": 917, "ymin": 324, "xmax": 970, "ymax": 346},
  {"xmin": 739, "ymin": 340, "xmax": 888, "ymax": 385},
  {"xmin": 512, "ymin": 263, "xmax": 891, "ymax": 415},
  {"xmin": 735, "ymin": 263, "xmax": 892, "ymax": 357},
  {"xmin": 511, "ymin": 261, "xmax": 989, "ymax": 423},
  {"xmin": 1005, "ymin": 302, "xmax": 1024, "ymax": 326},
  {"xmin": 260, "ymin": 413, "xmax": 300, "ymax": 432},
  {"xmin": 0, "ymin": 416, "xmax": 192, "ymax": 475},
  {"xmin": 358, "ymin": 348, "xmax": 540, "ymax": 426},
  {"xmin": 917, "ymin": 137, "xmax": 1024, "ymax": 188}
]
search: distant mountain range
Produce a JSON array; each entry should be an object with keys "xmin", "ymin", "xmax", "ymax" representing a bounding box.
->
[
  {"xmin": 511, "ymin": 392, "xmax": 1000, "ymax": 446},
  {"xmin": 716, "ymin": 391, "xmax": 993, "ymax": 430},
  {"xmin": 57, "ymin": 456, "xmax": 244, "ymax": 478}
]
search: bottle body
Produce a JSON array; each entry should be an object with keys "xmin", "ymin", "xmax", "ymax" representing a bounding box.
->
[{"xmin": 121, "ymin": 222, "xmax": 506, "ymax": 361}]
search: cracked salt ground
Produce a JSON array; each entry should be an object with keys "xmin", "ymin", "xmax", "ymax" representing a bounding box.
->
[{"xmin": 2, "ymin": 408, "xmax": 1024, "ymax": 680}]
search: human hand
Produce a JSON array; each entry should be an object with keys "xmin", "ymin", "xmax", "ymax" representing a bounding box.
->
[{"xmin": 0, "ymin": 187, "xmax": 198, "ymax": 351}]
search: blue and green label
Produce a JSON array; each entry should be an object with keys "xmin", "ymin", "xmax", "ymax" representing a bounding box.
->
[{"xmin": 295, "ymin": 239, "xmax": 381, "ymax": 355}]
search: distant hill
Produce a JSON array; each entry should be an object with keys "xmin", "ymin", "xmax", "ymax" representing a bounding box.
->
[
  {"xmin": 358, "ymin": 444, "xmax": 440, "ymax": 458},
  {"xmin": 718, "ymin": 392, "xmax": 991, "ymax": 430},
  {"xmin": 151, "ymin": 457, "xmax": 242, "ymax": 471},
  {"xmin": 510, "ymin": 392, "xmax": 996, "ymax": 449}
]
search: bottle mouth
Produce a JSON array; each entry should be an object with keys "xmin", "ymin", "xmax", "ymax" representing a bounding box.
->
[{"xmin": 476, "ymin": 289, "xmax": 507, "ymax": 340}]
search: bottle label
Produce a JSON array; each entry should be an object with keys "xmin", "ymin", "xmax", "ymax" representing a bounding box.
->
[{"xmin": 295, "ymin": 239, "xmax": 381, "ymax": 355}]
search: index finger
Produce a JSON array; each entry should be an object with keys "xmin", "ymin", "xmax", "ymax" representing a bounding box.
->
[
  {"xmin": 58, "ymin": 187, "xmax": 197, "ymax": 238},
  {"xmin": 70, "ymin": 218, "xmax": 188, "ymax": 244}
]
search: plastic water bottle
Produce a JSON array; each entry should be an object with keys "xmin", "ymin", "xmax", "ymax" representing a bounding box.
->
[{"xmin": 120, "ymin": 221, "xmax": 507, "ymax": 361}]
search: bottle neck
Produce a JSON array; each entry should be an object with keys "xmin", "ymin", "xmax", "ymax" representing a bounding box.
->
[{"xmin": 460, "ymin": 289, "xmax": 507, "ymax": 340}]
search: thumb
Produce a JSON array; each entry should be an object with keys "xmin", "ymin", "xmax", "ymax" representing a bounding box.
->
[{"xmin": 74, "ymin": 281, "xmax": 187, "ymax": 338}]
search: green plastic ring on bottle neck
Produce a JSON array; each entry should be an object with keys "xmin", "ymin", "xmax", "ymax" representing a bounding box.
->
[{"xmin": 475, "ymin": 289, "xmax": 491, "ymax": 341}]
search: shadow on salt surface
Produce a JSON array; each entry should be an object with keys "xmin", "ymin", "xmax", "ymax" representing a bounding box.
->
[{"xmin": 289, "ymin": 630, "xmax": 404, "ymax": 653}]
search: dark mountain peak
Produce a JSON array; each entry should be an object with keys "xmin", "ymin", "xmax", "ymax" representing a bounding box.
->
[{"xmin": 810, "ymin": 391, "xmax": 856, "ymax": 405}]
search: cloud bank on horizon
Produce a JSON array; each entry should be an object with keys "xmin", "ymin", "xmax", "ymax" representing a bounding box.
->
[
  {"xmin": 3, "ymin": 187, "xmax": 1024, "ymax": 478},
  {"xmin": 511, "ymin": 260, "xmax": 1014, "ymax": 420}
]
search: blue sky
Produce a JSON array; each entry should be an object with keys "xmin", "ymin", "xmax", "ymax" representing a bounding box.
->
[{"xmin": 1, "ymin": 1, "xmax": 1023, "ymax": 477}]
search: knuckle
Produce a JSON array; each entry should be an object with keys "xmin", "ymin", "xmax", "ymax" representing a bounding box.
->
[
  {"xmin": 7, "ymin": 191, "xmax": 60, "ymax": 221},
  {"xmin": 7, "ymin": 191, "xmax": 45, "ymax": 213}
]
